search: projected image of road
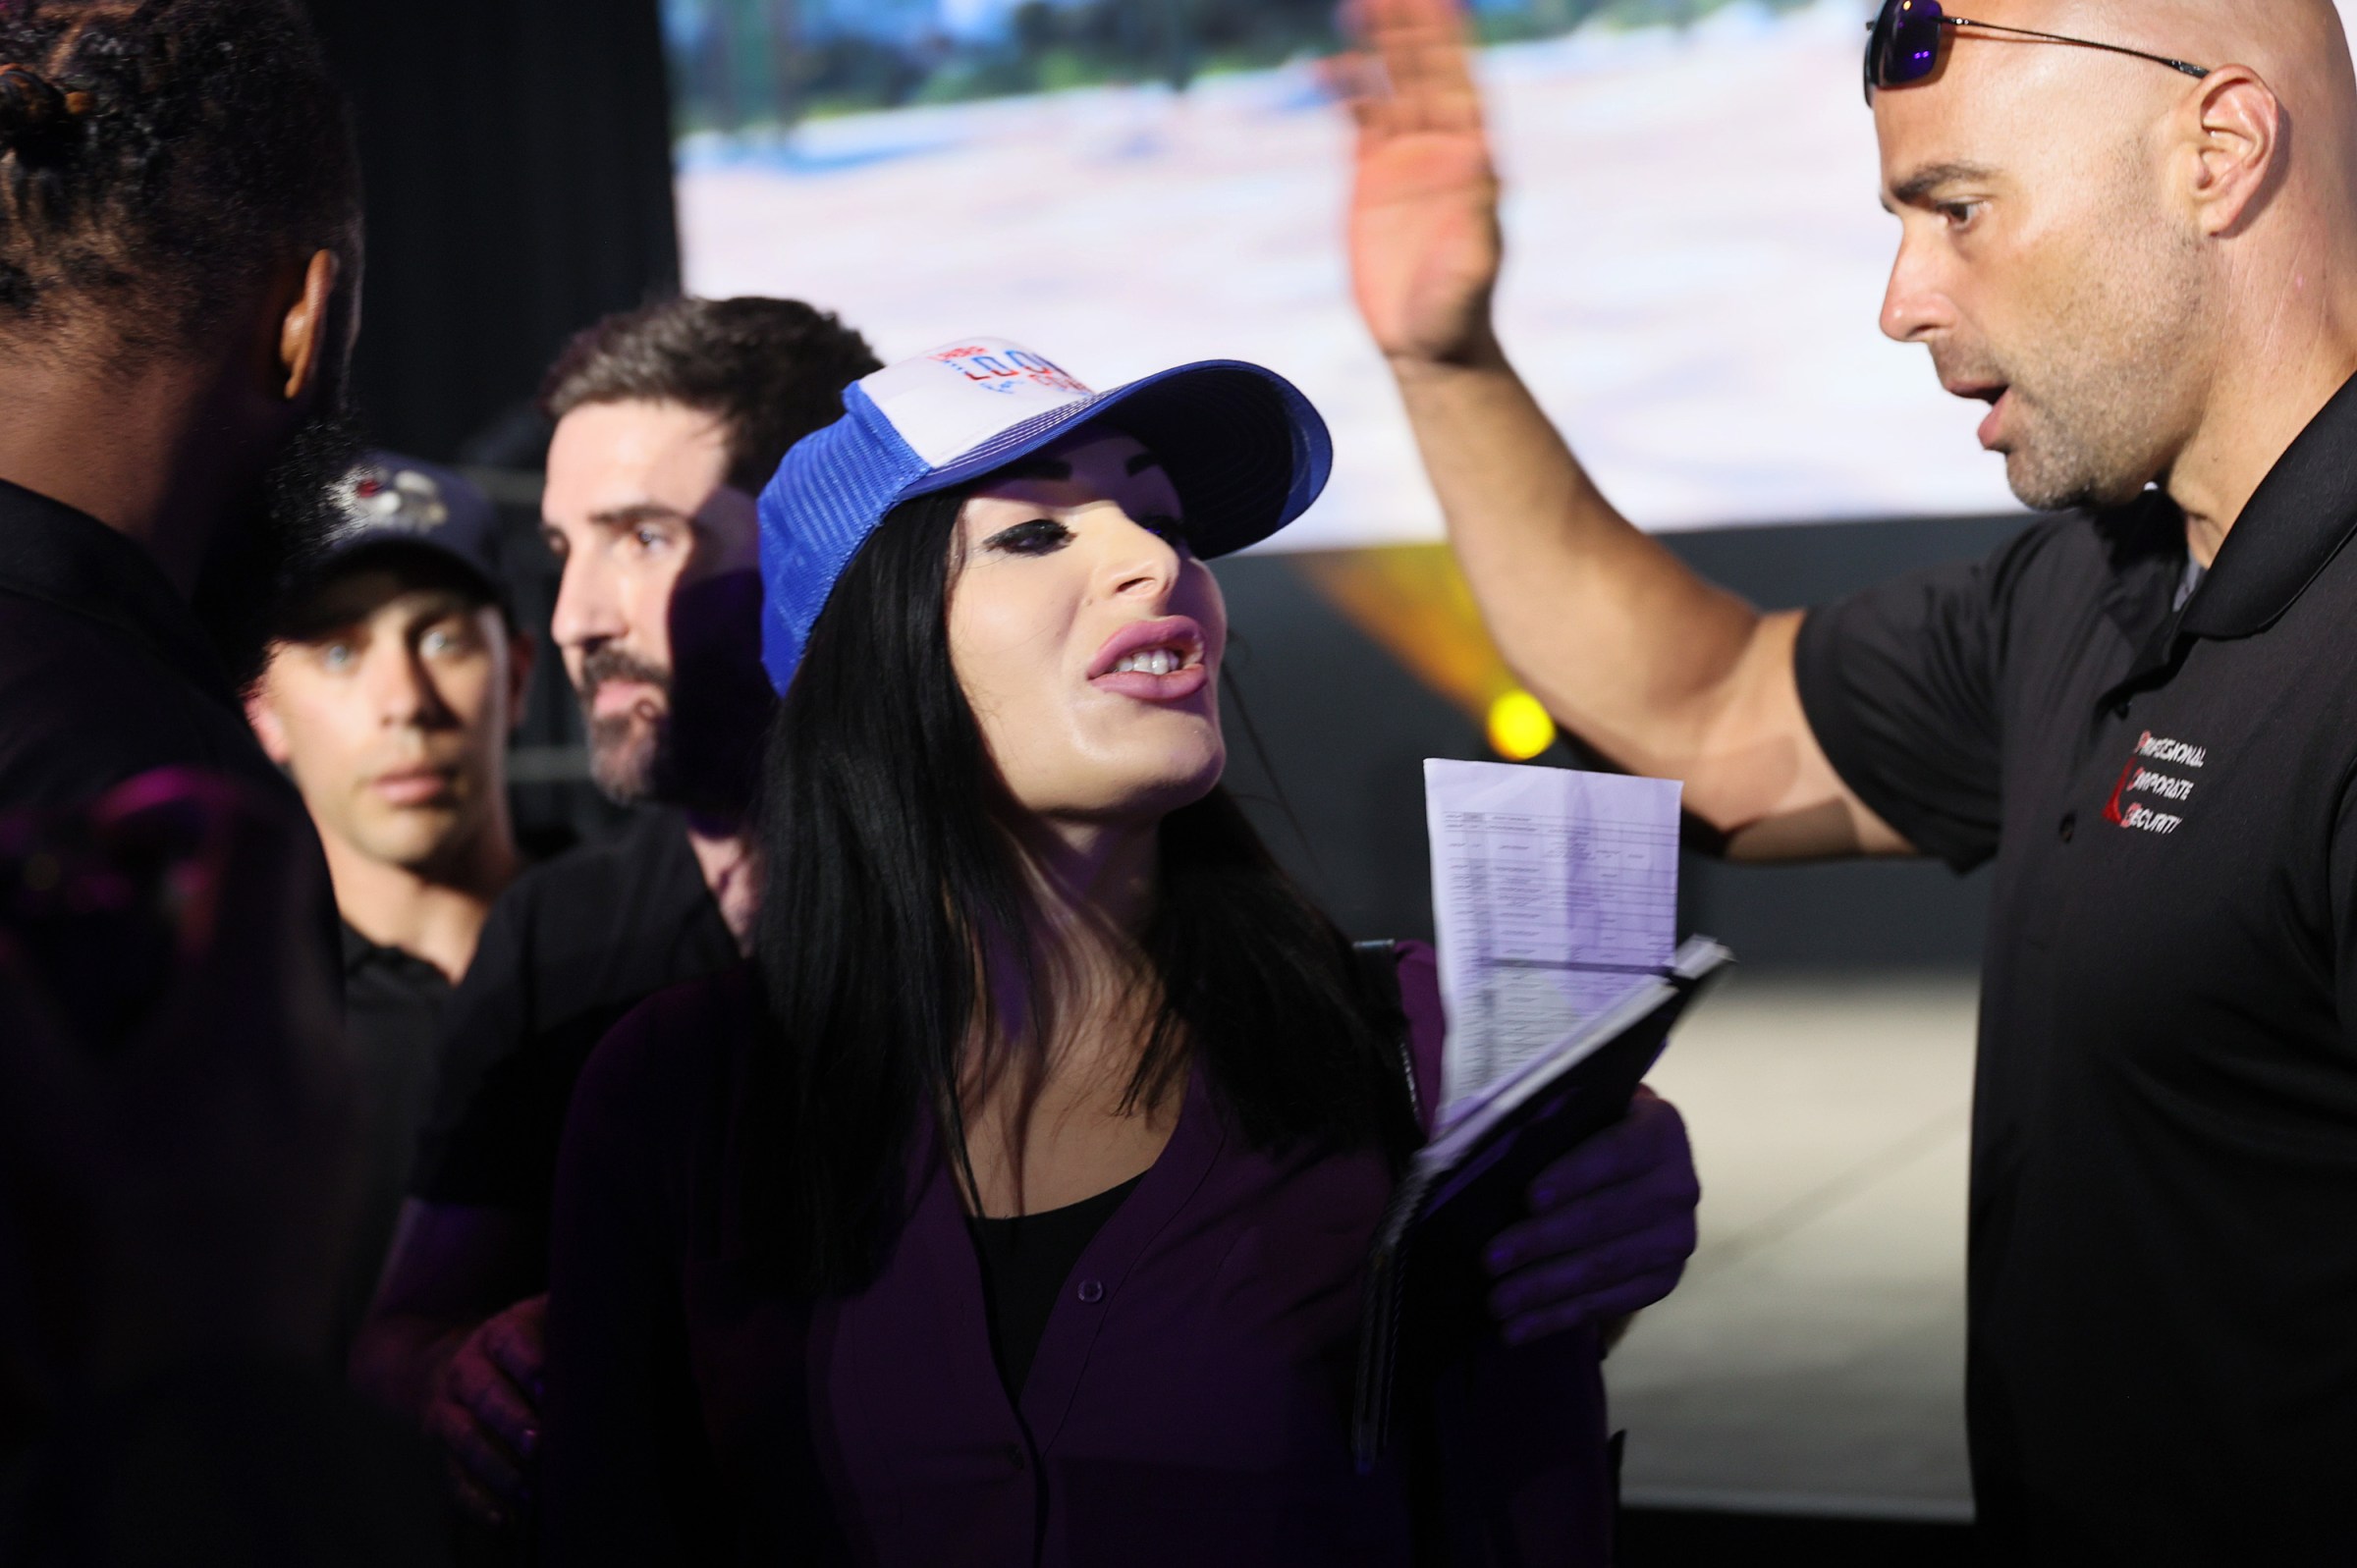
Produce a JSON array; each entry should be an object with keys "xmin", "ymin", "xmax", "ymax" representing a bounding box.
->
[{"xmin": 667, "ymin": 0, "xmax": 2033, "ymax": 548}]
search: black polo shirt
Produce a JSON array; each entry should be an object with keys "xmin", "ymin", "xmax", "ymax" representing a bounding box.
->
[
  {"xmin": 1795, "ymin": 373, "xmax": 2357, "ymax": 1560},
  {"xmin": 411, "ymin": 808, "xmax": 740, "ymax": 1236},
  {"xmin": 337, "ymin": 924, "xmax": 458, "ymax": 1347}
]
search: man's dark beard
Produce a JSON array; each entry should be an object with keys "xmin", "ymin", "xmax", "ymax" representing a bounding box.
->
[
  {"xmin": 578, "ymin": 570, "xmax": 774, "ymax": 816},
  {"xmin": 579, "ymin": 646, "xmax": 675, "ymax": 805},
  {"xmin": 190, "ymin": 410, "xmax": 364, "ymax": 692}
]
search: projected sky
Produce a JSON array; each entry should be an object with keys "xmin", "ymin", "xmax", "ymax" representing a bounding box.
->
[{"xmin": 665, "ymin": 0, "xmax": 2325, "ymax": 549}]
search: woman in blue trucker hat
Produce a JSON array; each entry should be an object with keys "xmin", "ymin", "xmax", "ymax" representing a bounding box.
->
[{"xmin": 537, "ymin": 340, "xmax": 1702, "ymax": 1565}]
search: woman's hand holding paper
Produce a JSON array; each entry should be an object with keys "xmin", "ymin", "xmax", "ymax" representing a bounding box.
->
[{"xmin": 1479, "ymin": 1087, "xmax": 1700, "ymax": 1346}]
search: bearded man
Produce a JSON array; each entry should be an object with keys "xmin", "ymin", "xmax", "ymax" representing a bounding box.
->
[
  {"xmin": 1343, "ymin": 0, "xmax": 2357, "ymax": 1557},
  {"xmin": 350, "ymin": 296, "xmax": 879, "ymax": 1533}
]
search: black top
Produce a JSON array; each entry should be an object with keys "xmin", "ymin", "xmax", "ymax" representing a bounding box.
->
[
  {"xmin": 967, "ymin": 1172, "xmax": 1146, "ymax": 1398},
  {"xmin": 411, "ymin": 807, "xmax": 740, "ymax": 1233},
  {"xmin": 0, "ymin": 477, "xmax": 338, "ymax": 963},
  {"xmin": 0, "ymin": 477, "xmax": 297, "ymax": 812},
  {"xmin": 1794, "ymin": 370, "xmax": 2357, "ymax": 1561},
  {"xmin": 337, "ymin": 924, "xmax": 457, "ymax": 1349},
  {"xmin": 0, "ymin": 481, "xmax": 433, "ymax": 1559}
]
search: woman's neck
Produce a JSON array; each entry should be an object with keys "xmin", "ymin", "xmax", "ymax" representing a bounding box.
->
[
  {"xmin": 987, "ymin": 813, "xmax": 1163, "ymax": 1069},
  {"xmin": 958, "ymin": 813, "xmax": 1178, "ymax": 1217},
  {"xmin": 1019, "ymin": 814, "xmax": 1159, "ymax": 946}
]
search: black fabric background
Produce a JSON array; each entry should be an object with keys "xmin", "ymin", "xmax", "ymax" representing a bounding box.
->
[{"xmin": 302, "ymin": 0, "xmax": 680, "ymax": 465}]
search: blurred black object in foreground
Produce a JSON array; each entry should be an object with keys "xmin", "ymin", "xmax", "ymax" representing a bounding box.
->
[{"xmin": 0, "ymin": 771, "xmax": 444, "ymax": 1567}]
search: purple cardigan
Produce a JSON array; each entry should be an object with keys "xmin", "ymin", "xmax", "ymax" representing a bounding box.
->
[{"xmin": 540, "ymin": 945, "xmax": 1612, "ymax": 1565}]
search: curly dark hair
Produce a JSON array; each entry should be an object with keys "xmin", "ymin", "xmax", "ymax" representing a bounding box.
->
[
  {"xmin": 541, "ymin": 297, "xmax": 884, "ymax": 494},
  {"xmin": 0, "ymin": 0, "xmax": 359, "ymax": 359}
]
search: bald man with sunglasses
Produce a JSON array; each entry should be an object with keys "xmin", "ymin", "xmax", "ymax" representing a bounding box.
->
[{"xmin": 1343, "ymin": 0, "xmax": 2357, "ymax": 1558}]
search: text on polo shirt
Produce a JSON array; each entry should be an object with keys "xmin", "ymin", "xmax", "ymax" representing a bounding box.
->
[{"xmin": 2103, "ymin": 732, "xmax": 2207, "ymax": 836}]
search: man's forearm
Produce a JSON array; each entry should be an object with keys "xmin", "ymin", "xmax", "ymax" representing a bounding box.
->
[
  {"xmin": 349, "ymin": 1312, "xmax": 470, "ymax": 1424},
  {"xmin": 1390, "ymin": 344, "xmax": 1771, "ymax": 787},
  {"xmin": 1389, "ymin": 346, "xmax": 1903, "ymax": 859}
]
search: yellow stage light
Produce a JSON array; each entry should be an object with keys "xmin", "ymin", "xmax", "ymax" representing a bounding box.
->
[{"xmin": 1487, "ymin": 690, "xmax": 1557, "ymax": 761}]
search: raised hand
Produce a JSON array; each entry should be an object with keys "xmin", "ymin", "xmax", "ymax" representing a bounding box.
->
[
  {"xmin": 1480, "ymin": 1087, "xmax": 1700, "ymax": 1345},
  {"xmin": 1335, "ymin": 0, "xmax": 1506, "ymax": 367}
]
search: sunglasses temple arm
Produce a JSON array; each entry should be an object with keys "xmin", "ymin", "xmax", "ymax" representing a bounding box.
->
[{"xmin": 1946, "ymin": 19, "xmax": 2212, "ymax": 81}]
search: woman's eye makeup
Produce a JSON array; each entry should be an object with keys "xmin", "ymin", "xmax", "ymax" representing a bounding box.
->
[
  {"xmin": 982, "ymin": 517, "xmax": 1074, "ymax": 555},
  {"xmin": 979, "ymin": 513, "xmax": 1193, "ymax": 558}
]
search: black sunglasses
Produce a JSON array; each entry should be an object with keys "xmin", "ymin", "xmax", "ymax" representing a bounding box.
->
[{"xmin": 1864, "ymin": 0, "xmax": 2210, "ymax": 106}]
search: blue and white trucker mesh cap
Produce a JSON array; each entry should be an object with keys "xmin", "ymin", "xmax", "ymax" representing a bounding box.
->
[{"xmin": 757, "ymin": 338, "xmax": 1333, "ymax": 693}]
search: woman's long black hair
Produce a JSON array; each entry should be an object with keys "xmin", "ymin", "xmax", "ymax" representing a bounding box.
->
[{"xmin": 744, "ymin": 485, "xmax": 1418, "ymax": 1295}]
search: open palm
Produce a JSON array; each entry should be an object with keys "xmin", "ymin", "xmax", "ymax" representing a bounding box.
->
[{"xmin": 1340, "ymin": 0, "xmax": 1505, "ymax": 364}]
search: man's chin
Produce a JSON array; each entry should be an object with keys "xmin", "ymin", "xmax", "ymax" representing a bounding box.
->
[
  {"xmin": 2004, "ymin": 457, "xmax": 2152, "ymax": 514},
  {"xmin": 587, "ymin": 739, "xmax": 662, "ymax": 806},
  {"xmin": 352, "ymin": 818, "xmax": 466, "ymax": 874}
]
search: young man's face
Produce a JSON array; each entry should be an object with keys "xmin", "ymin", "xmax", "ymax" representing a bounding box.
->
[
  {"xmin": 540, "ymin": 399, "xmax": 763, "ymax": 806},
  {"xmin": 250, "ymin": 561, "xmax": 531, "ymax": 877}
]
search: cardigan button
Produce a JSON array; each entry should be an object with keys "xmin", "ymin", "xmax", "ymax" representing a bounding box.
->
[{"xmin": 1076, "ymin": 1278, "xmax": 1105, "ymax": 1304}]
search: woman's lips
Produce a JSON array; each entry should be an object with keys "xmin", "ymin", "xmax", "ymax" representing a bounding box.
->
[
  {"xmin": 1091, "ymin": 664, "xmax": 1211, "ymax": 702},
  {"xmin": 1087, "ymin": 615, "xmax": 1210, "ymax": 704}
]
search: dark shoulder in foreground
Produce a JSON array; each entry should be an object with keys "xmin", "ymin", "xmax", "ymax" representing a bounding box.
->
[
  {"xmin": 567, "ymin": 965, "xmax": 763, "ymax": 1162},
  {"xmin": 0, "ymin": 592, "xmax": 285, "ymax": 811},
  {"xmin": 0, "ymin": 480, "xmax": 288, "ymax": 811}
]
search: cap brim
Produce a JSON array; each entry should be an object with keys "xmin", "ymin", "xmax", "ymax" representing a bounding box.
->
[
  {"xmin": 303, "ymin": 534, "xmax": 508, "ymax": 612},
  {"xmin": 902, "ymin": 359, "xmax": 1332, "ymax": 558}
]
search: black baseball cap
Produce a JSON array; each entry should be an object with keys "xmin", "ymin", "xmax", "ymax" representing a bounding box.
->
[{"xmin": 308, "ymin": 452, "xmax": 509, "ymax": 612}]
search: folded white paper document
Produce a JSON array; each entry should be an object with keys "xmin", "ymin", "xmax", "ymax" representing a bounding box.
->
[{"xmin": 1424, "ymin": 759, "xmax": 1683, "ymax": 1116}]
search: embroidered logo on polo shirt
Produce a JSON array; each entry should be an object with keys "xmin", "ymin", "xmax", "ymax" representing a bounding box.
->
[{"xmin": 2102, "ymin": 731, "xmax": 2206, "ymax": 836}]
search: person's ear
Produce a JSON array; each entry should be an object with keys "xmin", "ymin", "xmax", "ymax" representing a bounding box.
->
[
  {"xmin": 245, "ymin": 679, "xmax": 294, "ymax": 767},
  {"xmin": 506, "ymin": 627, "xmax": 537, "ymax": 737},
  {"xmin": 277, "ymin": 248, "xmax": 341, "ymax": 404},
  {"xmin": 2182, "ymin": 66, "xmax": 2282, "ymax": 238}
]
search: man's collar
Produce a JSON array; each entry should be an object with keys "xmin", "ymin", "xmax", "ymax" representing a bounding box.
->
[
  {"xmin": 0, "ymin": 476, "xmax": 241, "ymax": 709},
  {"xmin": 2178, "ymin": 367, "xmax": 2357, "ymax": 640},
  {"xmin": 2088, "ymin": 490, "xmax": 2189, "ymax": 650},
  {"xmin": 340, "ymin": 919, "xmax": 452, "ymax": 982}
]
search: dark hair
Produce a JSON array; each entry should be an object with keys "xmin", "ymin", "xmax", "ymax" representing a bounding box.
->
[
  {"xmin": 0, "ymin": 0, "xmax": 359, "ymax": 358},
  {"xmin": 745, "ymin": 487, "xmax": 1417, "ymax": 1293},
  {"xmin": 540, "ymin": 297, "xmax": 883, "ymax": 494}
]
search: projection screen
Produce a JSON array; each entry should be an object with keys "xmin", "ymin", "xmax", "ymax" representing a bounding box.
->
[{"xmin": 667, "ymin": 0, "xmax": 2296, "ymax": 549}]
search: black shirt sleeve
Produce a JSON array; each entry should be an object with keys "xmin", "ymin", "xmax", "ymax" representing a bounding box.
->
[{"xmin": 1792, "ymin": 535, "xmax": 2025, "ymax": 873}]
